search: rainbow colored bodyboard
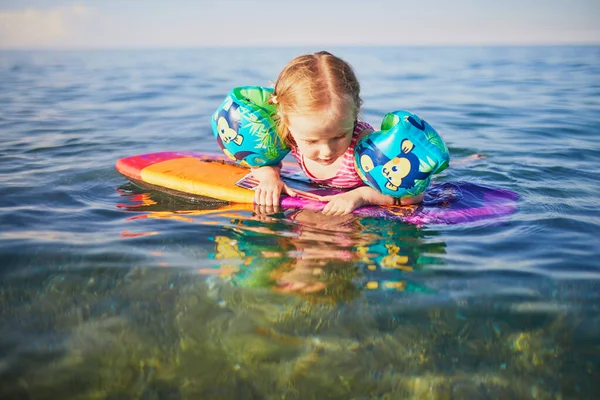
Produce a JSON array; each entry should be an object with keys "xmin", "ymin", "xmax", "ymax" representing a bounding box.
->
[{"xmin": 116, "ymin": 151, "xmax": 518, "ymax": 225}]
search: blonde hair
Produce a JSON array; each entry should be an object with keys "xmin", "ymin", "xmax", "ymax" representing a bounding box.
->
[{"xmin": 269, "ymin": 51, "xmax": 362, "ymax": 147}]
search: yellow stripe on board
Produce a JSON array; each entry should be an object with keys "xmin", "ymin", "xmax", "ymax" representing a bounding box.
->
[{"xmin": 140, "ymin": 158, "xmax": 255, "ymax": 203}]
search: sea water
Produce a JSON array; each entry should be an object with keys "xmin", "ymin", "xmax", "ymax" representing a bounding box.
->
[{"xmin": 1, "ymin": 46, "xmax": 599, "ymax": 399}]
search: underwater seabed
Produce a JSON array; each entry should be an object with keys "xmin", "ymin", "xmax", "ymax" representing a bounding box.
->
[
  {"xmin": 1, "ymin": 253, "xmax": 598, "ymax": 399},
  {"xmin": 1, "ymin": 182, "xmax": 596, "ymax": 399}
]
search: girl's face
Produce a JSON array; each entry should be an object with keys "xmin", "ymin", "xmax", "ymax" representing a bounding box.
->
[{"xmin": 286, "ymin": 109, "xmax": 356, "ymax": 166}]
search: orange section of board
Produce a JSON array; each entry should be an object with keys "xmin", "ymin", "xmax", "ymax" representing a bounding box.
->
[{"xmin": 140, "ymin": 158, "xmax": 254, "ymax": 203}]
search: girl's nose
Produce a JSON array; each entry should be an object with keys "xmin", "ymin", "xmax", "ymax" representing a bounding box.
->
[{"xmin": 319, "ymin": 144, "xmax": 334, "ymax": 157}]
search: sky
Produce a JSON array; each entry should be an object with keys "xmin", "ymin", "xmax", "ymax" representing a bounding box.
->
[{"xmin": 0, "ymin": 0, "xmax": 598, "ymax": 49}]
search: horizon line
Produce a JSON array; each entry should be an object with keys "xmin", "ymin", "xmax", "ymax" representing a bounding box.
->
[{"xmin": 1, "ymin": 42, "xmax": 599, "ymax": 51}]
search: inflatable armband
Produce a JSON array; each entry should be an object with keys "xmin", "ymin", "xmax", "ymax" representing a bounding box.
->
[
  {"xmin": 354, "ymin": 110, "xmax": 450, "ymax": 198},
  {"xmin": 211, "ymin": 86, "xmax": 289, "ymax": 167}
]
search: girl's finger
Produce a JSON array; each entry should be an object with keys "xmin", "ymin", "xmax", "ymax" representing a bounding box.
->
[
  {"xmin": 254, "ymin": 188, "xmax": 262, "ymax": 204},
  {"xmin": 282, "ymin": 184, "xmax": 297, "ymax": 197},
  {"xmin": 264, "ymin": 189, "xmax": 273, "ymax": 206},
  {"xmin": 323, "ymin": 203, "xmax": 337, "ymax": 216},
  {"xmin": 334, "ymin": 204, "xmax": 347, "ymax": 216},
  {"xmin": 260, "ymin": 188, "xmax": 268, "ymax": 205},
  {"xmin": 271, "ymin": 189, "xmax": 279, "ymax": 206}
]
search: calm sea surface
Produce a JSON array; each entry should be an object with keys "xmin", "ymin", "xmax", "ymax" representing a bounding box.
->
[{"xmin": 1, "ymin": 46, "xmax": 599, "ymax": 399}]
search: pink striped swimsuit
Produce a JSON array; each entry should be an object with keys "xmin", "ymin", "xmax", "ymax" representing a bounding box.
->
[{"xmin": 290, "ymin": 121, "xmax": 374, "ymax": 189}]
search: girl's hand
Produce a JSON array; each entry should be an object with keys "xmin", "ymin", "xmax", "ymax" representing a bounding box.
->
[
  {"xmin": 251, "ymin": 165, "xmax": 297, "ymax": 207},
  {"xmin": 318, "ymin": 190, "xmax": 366, "ymax": 216},
  {"xmin": 254, "ymin": 178, "xmax": 297, "ymax": 206},
  {"xmin": 318, "ymin": 186, "xmax": 425, "ymax": 216}
]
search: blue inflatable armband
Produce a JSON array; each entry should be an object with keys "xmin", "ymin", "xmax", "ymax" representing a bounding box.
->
[
  {"xmin": 211, "ymin": 86, "xmax": 290, "ymax": 167},
  {"xmin": 354, "ymin": 110, "xmax": 450, "ymax": 198}
]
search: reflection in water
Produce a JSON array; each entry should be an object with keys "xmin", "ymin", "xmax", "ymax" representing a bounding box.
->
[
  {"xmin": 230, "ymin": 207, "xmax": 444, "ymax": 304},
  {"xmin": 117, "ymin": 182, "xmax": 443, "ymax": 304},
  {"xmin": 1, "ymin": 184, "xmax": 594, "ymax": 399}
]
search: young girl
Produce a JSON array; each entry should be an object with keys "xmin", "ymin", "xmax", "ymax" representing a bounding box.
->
[{"xmin": 251, "ymin": 51, "xmax": 424, "ymax": 216}]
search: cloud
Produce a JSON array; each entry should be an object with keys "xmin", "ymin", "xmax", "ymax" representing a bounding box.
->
[{"xmin": 0, "ymin": 3, "xmax": 92, "ymax": 48}]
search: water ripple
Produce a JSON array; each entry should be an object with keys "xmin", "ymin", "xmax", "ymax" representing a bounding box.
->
[{"xmin": 0, "ymin": 47, "xmax": 599, "ymax": 399}]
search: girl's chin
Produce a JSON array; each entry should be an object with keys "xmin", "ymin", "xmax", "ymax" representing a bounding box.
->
[{"xmin": 316, "ymin": 157, "xmax": 336, "ymax": 165}]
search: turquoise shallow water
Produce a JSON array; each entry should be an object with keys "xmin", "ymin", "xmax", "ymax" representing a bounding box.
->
[{"xmin": 1, "ymin": 46, "xmax": 600, "ymax": 399}]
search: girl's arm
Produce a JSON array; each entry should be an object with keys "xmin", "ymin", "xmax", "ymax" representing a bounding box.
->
[
  {"xmin": 319, "ymin": 186, "xmax": 423, "ymax": 216},
  {"xmin": 352, "ymin": 186, "xmax": 424, "ymax": 206}
]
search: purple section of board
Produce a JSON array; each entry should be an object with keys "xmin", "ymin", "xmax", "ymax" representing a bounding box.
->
[{"xmin": 279, "ymin": 181, "xmax": 518, "ymax": 225}]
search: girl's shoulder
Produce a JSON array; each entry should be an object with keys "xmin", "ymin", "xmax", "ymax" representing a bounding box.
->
[{"xmin": 355, "ymin": 120, "xmax": 375, "ymax": 141}]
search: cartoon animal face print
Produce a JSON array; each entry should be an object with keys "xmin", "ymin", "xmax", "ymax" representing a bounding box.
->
[
  {"xmin": 357, "ymin": 135, "xmax": 430, "ymax": 193},
  {"xmin": 382, "ymin": 157, "xmax": 412, "ymax": 190},
  {"xmin": 381, "ymin": 139, "xmax": 431, "ymax": 192},
  {"xmin": 381, "ymin": 139, "xmax": 417, "ymax": 191},
  {"xmin": 217, "ymin": 117, "xmax": 244, "ymax": 146}
]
